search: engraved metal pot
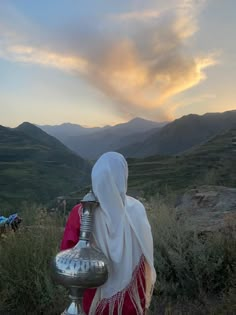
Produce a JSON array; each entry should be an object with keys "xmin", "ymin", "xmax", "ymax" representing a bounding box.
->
[{"xmin": 52, "ymin": 191, "xmax": 109, "ymax": 315}]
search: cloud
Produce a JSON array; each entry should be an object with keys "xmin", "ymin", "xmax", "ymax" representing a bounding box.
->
[
  {"xmin": 111, "ymin": 10, "xmax": 162, "ymax": 22},
  {"xmin": 0, "ymin": 0, "xmax": 217, "ymax": 121},
  {"xmin": 0, "ymin": 44, "xmax": 87, "ymax": 73}
]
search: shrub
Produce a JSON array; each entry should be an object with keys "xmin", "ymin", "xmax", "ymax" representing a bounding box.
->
[
  {"xmin": 148, "ymin": 195, "xmax": 236, "ymax": 313},
  {"xmin": 0, "ymin": 207, "xmax": 67, "ymax": 315}
]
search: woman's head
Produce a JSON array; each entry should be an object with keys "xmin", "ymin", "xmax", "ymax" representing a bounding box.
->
[{"xmin": 91, "ymin": 152, "xmax": 128, "ymax": 208}]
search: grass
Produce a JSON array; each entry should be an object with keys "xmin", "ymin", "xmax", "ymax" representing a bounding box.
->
[
  {"xmin": 0, "ymin": 207, "xmax": 67, "ymax": 315},
  {"xmin": 0, "ymin": 198, "xmax": 235, "ymax": 314}
]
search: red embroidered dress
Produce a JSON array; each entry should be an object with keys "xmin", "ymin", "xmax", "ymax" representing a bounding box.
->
[{"xmin": 60, "ymin": 204, "xmax": 147, "ymax": 315}]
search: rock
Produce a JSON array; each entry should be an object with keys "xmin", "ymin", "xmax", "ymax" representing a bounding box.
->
[{"xmin": 176, "ymin": 185, "xmax": 236, "ymax": 232}]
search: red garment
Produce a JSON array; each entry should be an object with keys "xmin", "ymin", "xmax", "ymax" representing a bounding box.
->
[{"xmin": 60, "ymin": 204, "xmax": 146, "ymax": 315}]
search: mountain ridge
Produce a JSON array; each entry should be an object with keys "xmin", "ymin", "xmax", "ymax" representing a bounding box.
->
[{"xmin": 119, "ymin": 110, "xmax": 236, "ymax": 157}]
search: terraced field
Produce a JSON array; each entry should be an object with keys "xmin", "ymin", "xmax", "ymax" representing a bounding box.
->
[{"xmin": 128, "ymin": 128, "xmax": 236, "ymax": 196}]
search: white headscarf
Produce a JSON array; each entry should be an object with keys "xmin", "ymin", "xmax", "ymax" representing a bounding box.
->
[{"xmin": 90, "ymin": 152, "xmax": 156, "ymax": 314}]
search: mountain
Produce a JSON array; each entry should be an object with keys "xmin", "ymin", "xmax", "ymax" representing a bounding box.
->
[
  {"xmin": 120, "ymin": 110, "xmax": 236, "ymax": 157},
  {"xmin": 105, "ymin": 117, "xmax": 165, "ymax": 135},
  {"xmin": 0, "ymin": 123, "xmax": 91, "ymax": 207},
  {"xmin": 52, "ymin": 117, "xmax": 165, "ymax": 159},
  {"xmin": 38, "ymin": 123, "xmax": 107, "ymax": 143},
  {"xmin": 127, "ymin": 128, "xmax": 236, "ymax": 197}
]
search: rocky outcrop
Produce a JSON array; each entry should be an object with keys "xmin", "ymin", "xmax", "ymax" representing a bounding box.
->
[{"xmin": 176, "ymin": 185, "xmax": 236, "ymax": 232}]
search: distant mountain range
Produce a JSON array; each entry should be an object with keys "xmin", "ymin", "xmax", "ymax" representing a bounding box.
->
[
  {"xmin": 39, "ymin": 123, "xmax": 109, "ymax": 143},
  {"xmin": 38, "ymin": 111, "xmax": 236, "ymax": 159},
  {"xmin": 0, "ymin": 123, "xmax": 91, "ymax": 207},
  {"xmin": 39, "ymin": 117, "xmax": 166, "ymax": 159}
]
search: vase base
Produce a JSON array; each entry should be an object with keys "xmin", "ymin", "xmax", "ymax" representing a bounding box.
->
[{"xmin": 62, "ymin": 300, "xmax": 85, "ymax": 315}]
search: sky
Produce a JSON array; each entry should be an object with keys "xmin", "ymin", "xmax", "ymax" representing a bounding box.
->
[{"xmin": 0, "ymin": 0, "xmax": 235, "ymax": 127}]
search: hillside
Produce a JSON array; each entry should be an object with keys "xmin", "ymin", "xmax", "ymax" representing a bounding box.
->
[
  {"xmin": 120, "ymin": 110, "xmax": 236, "ymax": 157},
  {"xmin": 0, "ymin": 123, "xmax": 91, "ymax": 207},
  {"xmin": 127, "ymin": 128, "xmax": 236, "ymax": 197}
]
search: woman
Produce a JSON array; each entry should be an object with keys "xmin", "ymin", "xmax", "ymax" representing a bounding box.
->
[{"xmin": 61, "ymin": 152, "xmax": 156, "ymax": 315}]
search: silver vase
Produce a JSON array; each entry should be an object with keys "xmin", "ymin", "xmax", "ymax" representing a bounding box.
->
[{"xmin": 52, "ymin": 191, "xmax": 109, "ymax": 315}]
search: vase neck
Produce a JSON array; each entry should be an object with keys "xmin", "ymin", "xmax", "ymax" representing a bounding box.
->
[{"xmin": 79, "ymin": 207, "xmax": 93, "ymax": 241}]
